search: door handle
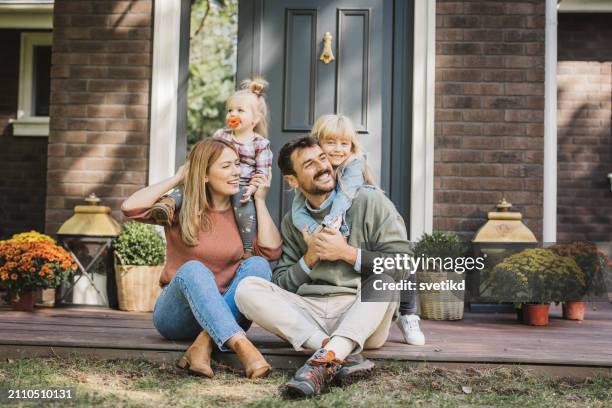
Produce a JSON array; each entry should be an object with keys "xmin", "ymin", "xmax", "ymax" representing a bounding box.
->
[{"xmin": 319, "ymin": 32, "xmax": 335, "ymax": 64}]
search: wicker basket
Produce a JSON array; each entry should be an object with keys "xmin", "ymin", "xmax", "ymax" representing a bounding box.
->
[
  {"xmin": 416, "ymin": 271, "xmax": 465, "ymax": 320},
  {"xmin": 114, "ymin": 256, "xmax": 163, "ymax": 312}
]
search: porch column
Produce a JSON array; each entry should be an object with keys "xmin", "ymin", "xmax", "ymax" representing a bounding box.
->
[{"xmin": 411, "ymin": 0, "xmax": 436, "ymax": 240}]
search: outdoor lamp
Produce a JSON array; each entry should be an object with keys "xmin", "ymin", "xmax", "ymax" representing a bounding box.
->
[
  {"xmin": 56, "ymin": 193, "xmax": 121, "ymax": 308},
  {"xmin": 470, "ymin": 198, "xmax": 538, "ymax": 309}
]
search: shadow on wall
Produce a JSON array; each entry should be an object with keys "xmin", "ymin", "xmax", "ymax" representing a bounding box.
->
[{"xmin": 556, "ymin": 13, "xmax": 612, "ymax": 242}]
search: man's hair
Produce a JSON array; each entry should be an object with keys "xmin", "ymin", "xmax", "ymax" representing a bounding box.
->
[{"xmin": 277, "ymin": 135, "xmax": 319, "ymax": 176}]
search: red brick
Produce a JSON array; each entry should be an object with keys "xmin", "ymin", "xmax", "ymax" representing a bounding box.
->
[
  {"xmin": 87, "ymin": 105, "xmax": 126, "ymax": 118},
  {"xmin": 505, "ymin": 109, "xmax": 544, "ymax": 123},
  {"xmin": 105, "ymin": 119, "xmax": 147, "ymax": 132}
]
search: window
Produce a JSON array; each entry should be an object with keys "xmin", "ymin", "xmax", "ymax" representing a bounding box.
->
[{"xmin": 13, "ymin": 32, "xmax": 52, "ymax": 136}]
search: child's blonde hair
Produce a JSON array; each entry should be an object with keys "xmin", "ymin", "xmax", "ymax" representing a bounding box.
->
[
  {"xmin": 228, "ymin": 77, "xmax": 269, "ymax": 137},
  {"xmin": 311, "ymin": 114, "xmax": 376, "ymax": 186}
]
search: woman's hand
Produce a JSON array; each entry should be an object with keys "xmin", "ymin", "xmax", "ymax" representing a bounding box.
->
[
  {"xmin": 252, "ymin": 169, "xmax": 272, "ymax": 202},
  {"xmin": 252, "ymin": 168, "xmax": 281, "ymax": 249},
  {"xmin": 174, "ymin": 163, "xmax": 188, "ymax": 184}
]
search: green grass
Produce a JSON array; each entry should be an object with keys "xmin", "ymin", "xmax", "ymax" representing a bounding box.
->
[{"xmin": 0, "ymin": 356, "xmax": 610, "ymax": 407}]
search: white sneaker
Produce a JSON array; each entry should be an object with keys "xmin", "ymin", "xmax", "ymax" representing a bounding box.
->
[{"xmin": 396, "ymin": 314, "xmax": 426, "ymax": 346}]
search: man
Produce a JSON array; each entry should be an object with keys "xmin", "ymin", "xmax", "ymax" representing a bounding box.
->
[{"xmin": 235, "ymin": 136, "xmax": 423, "ymax": 398}]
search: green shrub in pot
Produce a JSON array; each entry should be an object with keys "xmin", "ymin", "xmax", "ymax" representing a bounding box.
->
[
  {"xmin": 414, "ymin": 231, "xmax": 469, "ymax": 320},
  {"xmin": 113, "ymin": 222, "xmax": 165, "ymax": 266},
  {"xmin": 413, "ymin": 231, "xmax": 469, "ymax": 271},
  {"xmin": 112, "ymin": 222, "xmax": 166, "ymax": 312}
]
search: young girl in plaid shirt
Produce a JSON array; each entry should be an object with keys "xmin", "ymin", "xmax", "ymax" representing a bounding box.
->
[{"xmin": 152, "ymin": 78, "xmax": 273, "ymax": 258}]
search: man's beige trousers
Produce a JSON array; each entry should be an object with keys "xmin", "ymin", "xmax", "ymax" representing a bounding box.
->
[{"xmin": 235, "ymin": 276, "xmax": 397, "ymax": 353}]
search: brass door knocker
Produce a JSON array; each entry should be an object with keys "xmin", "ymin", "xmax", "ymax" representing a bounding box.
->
[{"xmin": 319, "ymin": 32, "xmax": 335, "ymax": 64}]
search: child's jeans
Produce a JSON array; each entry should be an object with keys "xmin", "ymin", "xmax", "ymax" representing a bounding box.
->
[
  {"xmin": 164, "ymin": 184, "xmax": 256, "ymax": 251},
  {"xmin": 292, "ymin": 189, "xmax": 351, "ymax": 236},
  {"xmin": 167, "ymin": 186, "xmax": 184, "ymax": 208},
  {"xmin": 231, "ymin": 184, "xmax": 257, "ymax": 251}
]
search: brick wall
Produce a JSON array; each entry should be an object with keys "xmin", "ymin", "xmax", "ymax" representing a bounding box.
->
[
  {"xmin": 557, "ymin": 14, "xmax": 612, "ymax": 242},
  {"xmin": 434, "ymin": 0, "xmax": 545, "ymax": 239},
  {"xmin": 46, "ymin": 0, "xmax": 153, "ymax": 234},
  {"xmin": 0, "ymin": 30, "xmax": 49, "ymax": 239}
]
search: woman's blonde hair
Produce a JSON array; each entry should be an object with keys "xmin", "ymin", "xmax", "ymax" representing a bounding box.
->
[
  {"xmin": 228, "ymin": 77, "xmax": 269, "ymax": 137},
  {"xmin": 179, "ymin": 138, "xmax": 238, "ymax": 246},
  {"xmin": 311, "ymin": 114, "xmax": 376, "ymax": 186}
]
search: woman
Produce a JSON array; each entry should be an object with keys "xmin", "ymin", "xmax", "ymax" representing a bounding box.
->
[{"xmin": 121, "ymin": 138, "xmax": 282, "ymax": 379}]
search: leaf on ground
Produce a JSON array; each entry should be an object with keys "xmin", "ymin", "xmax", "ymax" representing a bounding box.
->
[{"xmin": 462, "ymin": 386, "xmax": 472, "ymax": 394}]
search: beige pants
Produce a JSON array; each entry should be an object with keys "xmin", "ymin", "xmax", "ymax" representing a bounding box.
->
[{"xmin": 235, "ymin": 276, "xmax": 397, "ymax": 353}]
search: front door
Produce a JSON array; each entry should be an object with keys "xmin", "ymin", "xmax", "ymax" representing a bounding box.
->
[{"xmin": 238, "ymin": 0, "xmax": 395, "ymax": 223}]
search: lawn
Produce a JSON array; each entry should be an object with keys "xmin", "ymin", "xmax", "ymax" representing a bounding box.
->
[{"xmin": 0, "ymin": 356, "xmax": 610, "ymax": 407}]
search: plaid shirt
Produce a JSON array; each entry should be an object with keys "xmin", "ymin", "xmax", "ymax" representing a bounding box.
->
[{"xmin": 212, "ymin": 128, "xmax": 273, "ymax": 184}]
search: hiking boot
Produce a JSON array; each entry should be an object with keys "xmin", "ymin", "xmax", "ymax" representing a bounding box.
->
[
  {"xmin": 176, "ymin": 331, "xmax": 214, "ymax": 378},
  {"xmin": 333, "ymin": 354, "xmax": 375, "ymax": 386},
  {"xmin": 396, "ymin": 314, "xmax": 426, "ymax": 346},
  {"xmin": 151, "ymin": 195, "xmax": 176, "ymax": 227},
  {"xmin": 283, "ymin": 349, "xmax": 344, "ymax": 399}
]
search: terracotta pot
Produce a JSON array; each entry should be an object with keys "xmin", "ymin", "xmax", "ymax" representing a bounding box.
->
[
  {"xmin": 10, "ymin": 291, "xmax": 37, "ymax": 312},
  {"xmin": 523, "ymin": 303, "xmax": 549, "ymax": 326},
  {"xmin": 562, "ymin": 300, "xmax": 586, "ymax": 321}
]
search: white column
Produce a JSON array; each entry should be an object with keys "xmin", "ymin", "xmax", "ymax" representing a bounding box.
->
[
  {"xmin": 149, "ymin": 1, "xmax": 181, "ymax": 185},
  {"xmin": 410, "ymin": 0, "xmax": 436, "ymax": 240},
  {"xmin": 543, "ymin": 0, "xmax": 558, "ymax": 242}
]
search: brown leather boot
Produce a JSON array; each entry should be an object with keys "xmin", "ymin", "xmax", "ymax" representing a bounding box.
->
[
  {"xmin": 228, "ymin": 336, "xmax": 271, "ymax": 379},
  {"xmin": 177, "ymin": 331, "xmax": 214, "ymax": 378},
  {"xmin": 151, "ymin": 195, "xmax": 176, "ymax": 227}
]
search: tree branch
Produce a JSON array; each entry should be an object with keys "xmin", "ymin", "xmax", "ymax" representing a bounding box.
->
[{"xmin": 191, "ymin": 0, "xmax": 211, "ymax": 40}]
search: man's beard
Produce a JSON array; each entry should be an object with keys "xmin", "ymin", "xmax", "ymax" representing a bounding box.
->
[{"xmin": 302, "ymin": 169, "xmax": 335, "ymax": 195}]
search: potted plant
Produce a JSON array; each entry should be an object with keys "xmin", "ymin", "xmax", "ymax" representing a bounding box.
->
[
  {"xmin": 0, "ymin": 239, "xmax": 76, "ymax": 311},
  {"xmin": 113, "ymin": 222, "xmax": 165, "ymax": 312},
  {"xmin": 414, "ymin": 231, "xmax": 469, "ymax": 320},
  {"xmin": 549, "ymin": 242, "xmax": 610, "ymax": 321},
  {"xmin": 9, "ymin": 231, "xmax": 59, "ymax": 306},
  {"xmin": 489, "ymin": 248, "xmax": 585, "ymax": 326}
]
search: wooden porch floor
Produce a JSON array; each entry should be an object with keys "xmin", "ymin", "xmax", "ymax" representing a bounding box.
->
[{"xmin": 1, "ymin": 303, "xmax": 611, "ymax": 375}]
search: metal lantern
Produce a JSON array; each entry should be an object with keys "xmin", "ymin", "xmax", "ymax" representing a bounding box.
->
[
  {"xmin": 56, "ymin": 193, "xmax": 121, "ymax": 308},
  {"xmin": 469, "ymin": 198, "xmax": 538, "ymax": 308}
]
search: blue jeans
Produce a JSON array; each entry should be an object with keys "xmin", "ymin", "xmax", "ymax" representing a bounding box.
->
[{"xmin": 152, "ymin": 256, "xmax": 272, "ymax": 351}]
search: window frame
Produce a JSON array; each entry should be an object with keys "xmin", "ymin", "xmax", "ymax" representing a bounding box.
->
[{"xmin": 13, "ymin": 31, "xmax": 53, "ymax": 137}]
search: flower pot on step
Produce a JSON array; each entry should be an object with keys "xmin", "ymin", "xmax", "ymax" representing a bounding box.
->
[
  {"xmin": 10, "ymin": 291, "xmax": 37, "ymax": 312},
  {"xmin": 562, "ymin": 300, "xmax": 585, "ymax": 321},
  {"xmin": 523, "ymin": 303, "xmax": 549, "ymax": 326}
]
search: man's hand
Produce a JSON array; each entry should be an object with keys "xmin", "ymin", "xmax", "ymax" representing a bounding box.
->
[
  {"xmin": 312, "ymin": 227, "xmax": 357, "ymax": 265},
  {"xmin": 301, "ymin": 227, "xmax": 319, "ymax": 268}
]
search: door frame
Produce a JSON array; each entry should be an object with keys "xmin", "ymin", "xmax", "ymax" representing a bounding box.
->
[
  {"xmin": 237, "ymin": 0, "xmax": 435, "ymax": 239},
  {"xmin": 149, "ymin": 0, "xmax": 436, "ymax": 240}
]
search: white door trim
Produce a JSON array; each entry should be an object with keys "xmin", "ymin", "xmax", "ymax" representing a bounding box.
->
[
  {"xmin": 543, "ymin": 0, "xmax": 558, "ymax": 242},
  {"xmin": 410, "ymin": 0, "xmax": 436, "ymax": 240},
  {"xmin": 149, "ymin": 1, "xmax": 181, "ymax": 185}
]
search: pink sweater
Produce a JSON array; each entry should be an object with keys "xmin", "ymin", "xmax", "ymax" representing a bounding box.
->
[{"xmin": 123, "ymin": 206, "xmax": 281, "ymax": 291}]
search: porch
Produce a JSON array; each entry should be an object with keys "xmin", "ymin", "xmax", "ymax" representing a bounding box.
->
[{"xmin": 2, "ymin": 303, "xmax": 611, "ymax": 377}]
